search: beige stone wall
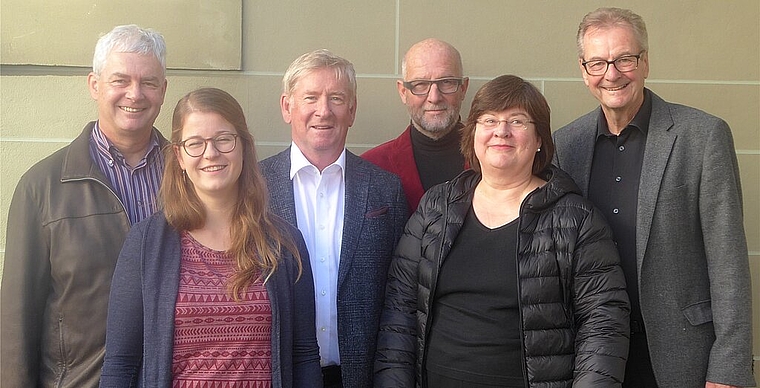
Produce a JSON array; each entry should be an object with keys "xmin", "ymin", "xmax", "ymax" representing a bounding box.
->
[{"xmin": 1, "ymin": 0, "xmax": 759, "ymax": 374}]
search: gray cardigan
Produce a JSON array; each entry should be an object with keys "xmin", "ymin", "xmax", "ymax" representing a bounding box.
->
[
  {"xmin": 553, "ymin": 89, "xmax": 755, "ymax": 387},
  {"xmin": 99, "ymin": 212, "xmax": 323, "ymax": 388}
]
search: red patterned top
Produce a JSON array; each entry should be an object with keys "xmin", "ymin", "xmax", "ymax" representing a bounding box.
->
[{"xmin": 172, "ymin": 231, "xmax": 272, "ymax": 387}]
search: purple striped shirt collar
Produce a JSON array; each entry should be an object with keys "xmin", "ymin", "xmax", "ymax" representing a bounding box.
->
[{"xmin": 89, "ymin": 121, "xmax": 165, "ymax": 225}]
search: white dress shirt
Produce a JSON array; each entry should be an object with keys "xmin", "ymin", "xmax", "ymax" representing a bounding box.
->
[{"xmin": 289, "ymin": 144, "xmax": 345, "ymax": 367}]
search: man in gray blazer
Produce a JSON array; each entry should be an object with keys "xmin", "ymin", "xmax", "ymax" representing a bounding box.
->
[
  {"xmin": 553, "ymin": 7, "xmax": 754, "ymax": 388},
  {"xmin": 260, "ymin": 49, "xmax": 408, "ymax": 388}
]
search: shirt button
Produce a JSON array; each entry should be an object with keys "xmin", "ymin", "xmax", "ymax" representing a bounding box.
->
[
  {"xmin": 613, "ymin": 208, "xmax": 620, "ymax": 214},
  {"xmin": 108, "ymin": 159, "xmax": 114, "ymax": 167},
  {"xmin": 319, "ymin": 224, "xmax": 325, "ymax": 230},
  {"xmin": 618, "ymin": 145, "xmax": 625, "ymax": 152},
  {"xmin": 320, "ymin": 257, "xmax": 326, "ymax": 262},
  {"xmin": 321, "ymin": 289, "xmax": 327, "ymax": 296},
  {"xmin": 615, "ymin": 176, "xmax": 622, "ymax": 182},
  {"xmin": 320, "ymin": 327, "xmax": 326, "ymax": 332}
]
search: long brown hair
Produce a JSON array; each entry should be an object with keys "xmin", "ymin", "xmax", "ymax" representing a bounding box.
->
[{"xmin": 161, "ymin": 87, "xmax": 302, "ymax": 300}]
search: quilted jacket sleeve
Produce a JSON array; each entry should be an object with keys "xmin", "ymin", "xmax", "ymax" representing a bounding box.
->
[
  {"xmin": 374, "ymin": 204, "xmax": 429, "ymax": 387},
  {"xmin": 572, "ymin": 205, "xmax": 630, "ymax": 386}
]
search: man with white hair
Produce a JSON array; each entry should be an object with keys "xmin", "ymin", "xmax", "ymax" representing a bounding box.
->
[{"xmin": 1, "ymin": 24, "xmax": 168, "ymax": 387}]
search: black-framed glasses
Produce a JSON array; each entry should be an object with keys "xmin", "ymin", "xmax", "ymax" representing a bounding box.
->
[
  {"xmin": 476, "ymin": 117, "xmax": 535, "ymax": 131},
  {"xmin": 178, "ymin": 133, "xmax": 238, "ymax": 157},
  {"xmin": 402, "ymin": 77, "xmax": 464, "ymax": 96},
  {"xmin": 581, "ymin": 51, "xmax": 645, "ymax": 76}
]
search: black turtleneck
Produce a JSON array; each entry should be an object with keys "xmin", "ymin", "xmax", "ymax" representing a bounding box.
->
[{"xmin": 410, "ymin": 124, "xmax": 465, "ymax": 190}]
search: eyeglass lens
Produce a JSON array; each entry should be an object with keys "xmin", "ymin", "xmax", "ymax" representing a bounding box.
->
[
  {"xmin": 182, "ymin": 134, "xmax": 237, "ymax": 157},
  {"xmin": 406, "ymin": 78, "xmax": 462, "ymax": 95},
  {"xmin": 584, "ymin": 55, "xmax": 639, "ymax": 75}
]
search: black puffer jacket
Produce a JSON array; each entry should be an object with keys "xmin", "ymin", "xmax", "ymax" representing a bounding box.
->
[{"xmin": 375, "ymin": 166, "xmax": 629, "ymax": 387}]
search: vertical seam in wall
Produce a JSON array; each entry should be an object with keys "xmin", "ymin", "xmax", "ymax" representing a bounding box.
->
[{"xmin": 395, "ymin": 0, "xmax": 401, "ymax": 75}]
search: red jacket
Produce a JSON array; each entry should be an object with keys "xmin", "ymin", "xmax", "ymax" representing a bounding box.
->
[
  {"xmin": 362, "ymin": 125, "xmax": 469, "ymax": 213},
  {"xmin": 361, "ymin": 126, "xmax": 424, "ymax": 213}
]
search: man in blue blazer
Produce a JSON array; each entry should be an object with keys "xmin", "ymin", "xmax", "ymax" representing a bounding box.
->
[
  {"xmin": 260, "ymin": 49, "xmax": 408, "ymax": 388},
  {"xmin": 553, "ymin": 7, "xmax": 754, "ymax": 388}
]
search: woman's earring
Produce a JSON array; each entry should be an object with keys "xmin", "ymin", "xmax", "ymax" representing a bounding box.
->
[{"xmin": 537, "ymin": 148, "xmax": 541, "ymax": 152}]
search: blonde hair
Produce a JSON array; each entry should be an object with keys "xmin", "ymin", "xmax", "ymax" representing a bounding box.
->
[{"xmin": 282, "ymin": 49, "xmax": 357, "ymax": 102}]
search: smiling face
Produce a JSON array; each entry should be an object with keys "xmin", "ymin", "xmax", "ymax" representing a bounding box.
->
[
  {"xmin": 474, "ymin": 108, "xmax": 542, "ymax": 178},
  {"xmin": 281, "ymin": 67, "xmax": 356, "ymax": 170},
  {"xmin": 581, "ymin": 25, "xmax": 649, "ymax": 120},
  {"xmin": 398, "ymin": 40, "xmax": 468, "ymax": 139},
  {"xmin": 88, "ymin": 52, "xmax": 167, "ymax": 143},
  {"xmin": 175, "ymin": 111, "xmax": 243, "ymax": 204}
]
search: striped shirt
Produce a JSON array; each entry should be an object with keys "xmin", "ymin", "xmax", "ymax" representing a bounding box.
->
[{"xmin": 89, "ymin": 122, "xmax": 165, "ymax": 225}]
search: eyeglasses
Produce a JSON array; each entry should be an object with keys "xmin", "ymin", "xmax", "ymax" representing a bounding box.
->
[
  {"xmin": 581, "ymin": 52, "xmax": 644, "ymax": 76},
  {"xmin": 476, "ymin": 117, "xmax": 535, "ymax": 131},
  {"xmin": 178, "ymin": 133, "xmax": 238, "ymax": 157},
  {"xmin": 402, "ymin": 77, "xmax": 464, "ymax": 96}
]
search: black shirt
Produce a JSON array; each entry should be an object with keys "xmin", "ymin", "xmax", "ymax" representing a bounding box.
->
[
  {"xmin": 410, "ymin": 123, "xmax": 465, "ymax": 191},
  {"xmin": 425, "ymin": 208, "xmax": 524, "ymax": 387},
  {"xmin": 588, "ymin": 90, "xmax": 652, "ymax": 330}
]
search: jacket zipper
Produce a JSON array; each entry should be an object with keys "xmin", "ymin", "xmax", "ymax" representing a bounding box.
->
[
  {"xmin": 515, "ymin": 213, "xmax": 530, "ymax": 387},
  {"xmin": 51, "ymin": 176, "xmax": 128, "ymax": 387},
  {"xmin": 55, "ymin": 315, "xmax": 67, "ymax": 388},
  {"xmin": 62, "ymin": 176, "xmax": 130, "ymax": 223},
  {"xmin": 420, "ymin": 186, "xmax": 452, "ymax": 388},
  {"xmin": 516, "ymin": 186, "xmax": 545, "ymax": 387}
]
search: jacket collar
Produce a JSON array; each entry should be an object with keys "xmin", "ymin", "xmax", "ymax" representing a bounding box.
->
[
  {"xmin": 449, "ymin": 165, "xmax": 581, "ymax": 212},
  {"xmin": 61, "ymin": 121, "xmax": 168, "ymax": 182}
]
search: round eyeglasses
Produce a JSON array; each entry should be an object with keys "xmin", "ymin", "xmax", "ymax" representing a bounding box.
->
[
  {"xmin": 402, "ymin": 77, "xmax": 464, "ymax": 96},
  {"xmin": 476, "ymin": 117, "xmax": 535, "ymax": 131},
  {"xmin": 178, "ymin": 133, "xmax": 238, "ymax": 157},
  {"xmin": 581, "ymin": 52, "xmax": 644, "ymax": 76}
]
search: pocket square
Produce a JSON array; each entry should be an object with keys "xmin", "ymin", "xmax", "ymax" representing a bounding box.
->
[{"xmin": 365, "ymin": 206, "xmax": 389, "ymax": 218}]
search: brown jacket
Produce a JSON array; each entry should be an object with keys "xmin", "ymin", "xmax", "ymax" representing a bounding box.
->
[{"xmin": 1, "ymin": 122, "xmax": 164, "ymax": 387}]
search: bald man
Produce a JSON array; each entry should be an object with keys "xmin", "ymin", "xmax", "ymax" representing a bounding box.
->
[{"xmin": 362, "ymin": 38, "xmax": 469, "ymax": 212}]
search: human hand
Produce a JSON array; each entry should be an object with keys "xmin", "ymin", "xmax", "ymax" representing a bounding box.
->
[{"xmin": 705, "ymin": 382, "xmax": 740, "ymax": 388}]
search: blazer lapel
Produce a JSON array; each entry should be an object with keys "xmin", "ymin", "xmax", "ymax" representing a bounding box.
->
[
  {"xmin": 636, "ymin": 93, "xmax": 676, "ymax": 271},
  {"xmin": 338, "ymin": 153, "xmax": 368, "ymax": 289},
  {"xmin": 566, "ymin": 111, "xmax": 598, "ymax": 197},
  {"xmin": 266, "ymin": 150, "xmax": 298, "ymax": 226}
]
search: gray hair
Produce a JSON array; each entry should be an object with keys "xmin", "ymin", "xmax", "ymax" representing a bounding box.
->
[
  {"xmin": 92, "ymin": 24, "xmax": 167, "ymax": 75},
  {"xmin": 282, "ymin": 49, "xmax": 356, "ymax": 101},
  {"xmin": 576, "ymin": 7, "xmax": 648, "ymax": 58}
]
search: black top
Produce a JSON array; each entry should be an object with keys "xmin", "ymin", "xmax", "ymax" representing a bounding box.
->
[
  {"xmin": 410, "ymin": 123, "xmax": 465, "ymax": 191},
  {"xmin": 588, "ymin": 89, "xmax": 652, "ymax": 330},
  {"xmin": 425, "ymin": 207, "xmax": 523, "ymax": 386}
]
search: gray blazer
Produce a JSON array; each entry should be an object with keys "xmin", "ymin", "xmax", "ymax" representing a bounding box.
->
[
  {"xmin": 553, "ymin": 90, "xmax": 755, "ymax": 387},
  {"xmin": 260, "ymin": 148, "xmax": 408, "ymax": 388}
]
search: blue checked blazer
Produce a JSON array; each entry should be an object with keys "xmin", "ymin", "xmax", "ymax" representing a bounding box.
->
[{"xmin": 260, "ymin": 148, "xmax": 408, "ymax": 388}]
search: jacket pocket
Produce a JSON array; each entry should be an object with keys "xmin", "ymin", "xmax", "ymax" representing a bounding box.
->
[
  {"xmin": 681, "ymin": 300, "xmax": 713, "ymax": 326},
  {"xmin": 365, "ymin": 206, "xmax": 389, "ymax": 218}
]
